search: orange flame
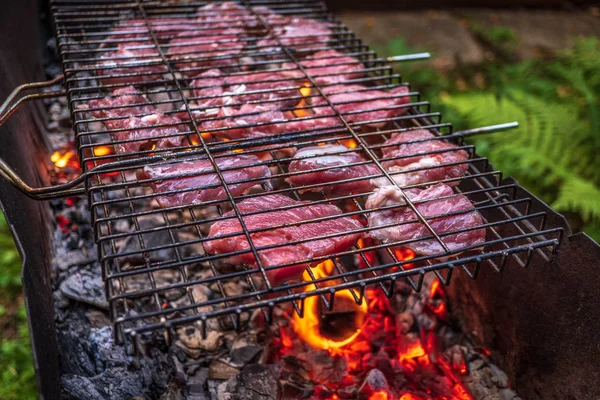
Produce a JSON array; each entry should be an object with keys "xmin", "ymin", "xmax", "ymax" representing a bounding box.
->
[
  {"xmin": 341, "ymin": 138, "xmax": 358, "ymax": 149},
  {"xmin": 292, "ymin": 259, "xmax": 367, "ymax": 351},
  {"xmin": 394, "ymin": 248, "xmax": 416, "ymax": 269},
  {"xmin": 428, "ymin": 279, "xmax": 447, "ymax": 320},
  {"xmin": 369, "ymin": 391, "xmax": 389, "ymax": 400},
  {"xmin": 92, "ymin": 146, "xmax": 113, "ymax": 157},
  {"xmin": 293, "ymin": 84, "xmax": 312, "ymax": 118},
  {"xmin": 51, "ymin": 150, "xmax": 78, "ymax": 169}
]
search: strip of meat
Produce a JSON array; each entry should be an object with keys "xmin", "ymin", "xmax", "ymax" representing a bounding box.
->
[
  {"xmin": 137, "ymin": 154, "xmax": 271, "ymax": 208},
  {"xmin": 87, "ymin": 86, "xmax": 154, "ymax": 129},
  {"xmin": 256, "ymin": 15, "xmax": 332, "ymax": 55},
  {"xmin": 85, "ymin": 87, "xmax": 187, "ymax": 154},
  {"xmin": 105, "ymin": 18, "xmax": 201, "ymax": 43},
  {"xmin": 190, "ymin": 69, "xmax": 302, "ymax": 112},
  {"xmin": 111, "ymin": 113, "xmax": 186, "ymax": 154},
  {"xmin": 199, "ymin": 104, "xmax": 341, "ymax": 141},
  {"xmin": 167, "ymin": 30, "xmax": 246, "ymax": 75},
  {"xmin": 97, "ymin": 42, "xmax": 168, "ymax": 86},
  {"xmin": 311, "ymin": 84, "xmax": 411, "ymax": 128},
  {"xmin": 286, "ymin": 144, "xmax": 380, "ymax": 194},
  {"xmin": 282, "ymin": 50, "xmax": 366, "ymax": 85},
  {"xmin": 366, "ymin": 183, "xmax": 486, "ymax": 258},
  {"xmin": 374, "ymin": 129, "xmax": 470, "ymax": 188},
  {"xmin": 196, "ymin": 2, "xmax": 256, "ymax": 29},
  {"xmin": 204, "ymin": 194, "xmax": 363, "ymax": 284}
]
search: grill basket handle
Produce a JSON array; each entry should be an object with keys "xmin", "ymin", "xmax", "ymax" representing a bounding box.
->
[{"xmin": 0, "ymin": 74, "xmax": 86, "ymax": 199}]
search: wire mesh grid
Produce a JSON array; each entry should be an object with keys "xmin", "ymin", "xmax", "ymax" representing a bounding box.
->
[{"xmin": 51, "ymin": 0, "xmax": 563, "ymax": 342}]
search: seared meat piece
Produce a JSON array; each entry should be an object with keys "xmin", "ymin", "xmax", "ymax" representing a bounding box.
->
[
  {"xmin": 137, "ymin": 153, "xmax": 271, "ymax": 208},
  {"xmin": 167, "ymin": 30, "xmax": 246, "ymax": 75},
  {"xmin": 374, "ymin": 129, "xmax": 470, "ymax": 188},
  {"xmin": 97, "ymin": 42, "xmax": 168, "ymax": 85},
  {"xmin": 286, "ymin": 144, "xmax": 380, "ymax": 194},
  {"xmin": 87, "ymin": 86, "xmax": 154, "ymax": 129},
  {"xmin": 366, "ymin": 183, "xmax": 486, "ymax": 257},
  {"xmin": 204, "ymin": 194, "xmax": 363, "ymax": 284},
  {"xmin": 283, "ymin": 50, "xmax": 366, "ymax": 85},
  {"xmin": 111, "ymin": 113, "xmax": 186, "ymax": 154},
  {"xmin": 256, "ymin": 15, "xmax": 332, "ymax": 54},
  {"xmin": 190, "ymin": 69, "xmax": 302, "ymax": 112},
  {"xmin": 311, "ymin": 84, "xmax": 411, "ymax": 128}
]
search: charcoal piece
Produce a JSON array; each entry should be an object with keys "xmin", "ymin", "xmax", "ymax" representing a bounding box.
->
[
  {"xmin": 188, "ymin": 368, "xmax": 209, "ymax": 394},
  {"xmin": 117, "ymin": 216, "xmax": 187, "ymax": 265},
  {"xmin": 208, "ymin": 360, "xmax": 240, "ymax": 380},
  {"xmin": 230, "ymin": 345, "xmax": 262, "ymax": 367},
  {"xmin": 59, "ymin": 264, "xmax": 109, "ymax": 309},
  {"xmin": 358, "ymin": 369, "xmax": 389, "ymax": 399},
  {"xmin": 215, "ymin": 364, "xmax": 280, "ymax": 400}
]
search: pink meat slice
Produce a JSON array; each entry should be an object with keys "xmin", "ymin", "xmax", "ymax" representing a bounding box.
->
[
  {"xmin": 87, "ymin": 86, "xmax": 154, "ymax": 130},
  {"xmin": 256, "ymin": 15, "xmax": 332, "ymax": 55},
  {"xmin": 111, "ymin": 113, "xmax": 186, "ymax": 154},
  {"xmin": 137, "ymin": 154, "xmax": 271, "ymax": 208},
  {"xmin": 167, "ymin": 30, "xmax": 246, "ymax": 75},
  {"xmin": 199, "ymin": 104, "xmax": 341, "ymax": 141},
  {"xmin": 97, "ymin": 42, "xmax": 168, "ymax": 85},
  {"xmin": 105, "ymin": 18, "xmax": 200, "ymax": 42},
  {"xmin": 375, "ymin": 129, "xmax": 470, "ymax": 188},
  {"xmin": 366, "ymin": 183, "xmax": 486, "ymax": 257},
  {"xmin": 311, "ymin": 84, "xmax": 411, "ymax": 128},
  {"xmin": 204, "ymin": 194, "xmax": 363, "ymax": 285},
  {"xmin": 190, "ymin": 69, "xmax": 302, "ymax": 112},
  {"xmin": 286, "ymin": 144, "xmax": 380, "ymax": 194},
  {"xmin": 282, "ymin": 50, "xmax": 366, "ymax": 85},
  {"xmin": 196, "ymin": 2, "xmax": 256, "ymax": 29}
]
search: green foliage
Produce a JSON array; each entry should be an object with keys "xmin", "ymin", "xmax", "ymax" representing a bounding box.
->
[
  {"xmin": 0, "ymin": 214, "xmax": 22, "ymax": 292},
  {"xmin": 0, "ymin": 212, "xmax": 37, "ymax": 399},
  {"xmin": 440, "ymin": 38, "xmax": 600, "ymax": 240}
]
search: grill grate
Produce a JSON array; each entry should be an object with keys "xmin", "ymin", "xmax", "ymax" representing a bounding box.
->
[{"xmin": 50, "ymin": 0, "xmax": 562, "ymax": 343}]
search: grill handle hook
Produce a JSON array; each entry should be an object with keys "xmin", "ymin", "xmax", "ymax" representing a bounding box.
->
[{"xmin": 0, "ymin": 74, "xmax": 66, "ymax": 126}]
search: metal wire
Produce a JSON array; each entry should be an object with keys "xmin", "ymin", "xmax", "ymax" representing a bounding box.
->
[{"xmin": 50, "ymin": 0, "xmax": 563, "ymax": 342}]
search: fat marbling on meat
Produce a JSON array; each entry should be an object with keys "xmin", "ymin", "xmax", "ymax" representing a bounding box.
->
[
  {"xmin": 204, "ymin": 194, "xmax": 363, "ymax": 285},
  {"xmin": 286, "ymin": 144, "xmax": 380, "ymax": 194},
  {"xmin": 85, "ymin": 86, "xmax": 187, "ymax": 154},
  {"xmin": 366, "ymin": 183, "xmax": 486, "ymax": 257},
  {"xmin": 373, "ymin": 129, "xmax": 470, "ymax": 188},
  {"xmin": 282, "ymin": 49, "xmax": 366, "ymax": 85},
  {"xmin": 137, "ymin": 153, "xmax": 271, "ymax": 208}
]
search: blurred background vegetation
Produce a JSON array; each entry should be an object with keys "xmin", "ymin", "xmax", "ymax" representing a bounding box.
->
[{"xmin": 0, "ymin": 10, "xmax": 598, "ymax": 400}]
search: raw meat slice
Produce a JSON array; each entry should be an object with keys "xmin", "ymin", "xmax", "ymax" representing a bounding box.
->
[
  {"xmin": 167, "ymin": 30, "xmax": 246, "ymax": 75},
  {"xmin": 190, "ymin": 69, "xmax": 302, "ymax": 112},
  {"xmin": 199, "ymin": 104, "xmax": 341, "ymax": 141},
  {"xmin": 286, "ymin": 144, "xmax": 380, "ymax": 194},
  {"xmin": 366, "ymin": 183, "xmax": 486, "ymax": 257},
  {"xmin": 97, "ymin": 42, "xmax": 168, "ymax": 85},
  {"xmin": 282, "ymin": 50, "xmax": 366, "ymax": 85},
  {"xmin": 111, "ymin": 112, "xmax": 187, "ymax": 154},
  {"xmin": 374, "ymin": 129, "xmax": 470, "ymax": 187},
  {"xmin": 137, "ymin": 153, "xmax": 271, "ymax": 208},
  {"xmin": 256, "ymin": 15, "xmax": 332, "ymax": 54},
  {"xmin": 311, "ymin": 84, "xmax": 411, "ymax": 128},
  {"xmin": 87, "ymin": 86, "xmax": 154, "ymax": 130},
  {"xmin": 204, "ymin": 194, "xmax": 363, "ymax": 284},
  {"xmin": 105, "ymin": 18, "xmax": 200, "ymax": 43}
]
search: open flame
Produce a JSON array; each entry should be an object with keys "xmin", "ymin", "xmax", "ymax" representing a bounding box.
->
[
  {"xmin": 292, "ymin": 259, "xmax": 368, "ymax": 351},
  {"xmin": 50, "ymin": 149, "xmax": 78, "ymax": 169},
  {"xmin": 293, "ymin": 84, "xmax": 312, "ymax": 118}
]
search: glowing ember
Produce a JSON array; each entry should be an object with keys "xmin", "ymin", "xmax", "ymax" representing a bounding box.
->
[
  {"xmin": 92, "ymin": 146, "xmax": 112, "ymax": 157},
  {"xmin": 394, "ymin": 247, "xmax": 416, "ymax": 269},
  {"xmin": 369, "ymin": 391, "xmax": 389, "ymax": 400},
  {"xmin": 341, "ymin": 138, "xmax": 358, "ymax": 149},
  {"xmin": 293, "ymin": 84, "xmax": 312, "ymax": 118},
  {"xmin": 50, "ymin": 150, "xmax": 78, "ymax": 169},
  {"xmin": 292, "ymin": 260, "xmax": 368, "ymax": 351}
]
